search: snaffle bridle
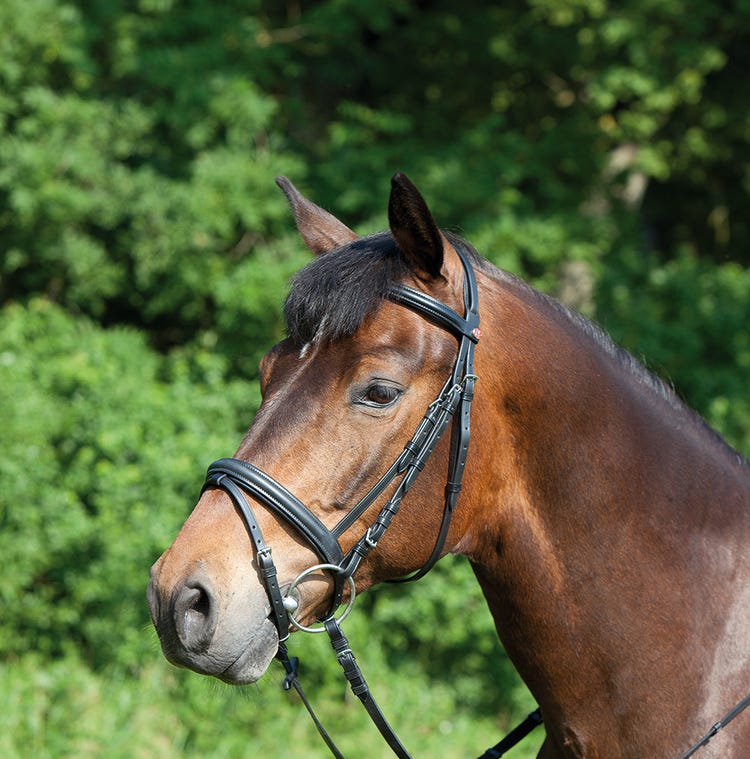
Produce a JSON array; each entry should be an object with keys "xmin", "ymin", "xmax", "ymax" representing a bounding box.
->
[{"xmin": 200, "ymin": 242, "xmax": 749, "ymax": 759}]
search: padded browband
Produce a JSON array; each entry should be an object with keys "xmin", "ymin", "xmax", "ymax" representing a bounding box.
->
[
  {"xmin": 207, "ymin": 458, "xmax": 344, "ymax": 566},
  {"xmin": 388, "ymin": 284, "xmax": 480, "ymax": 342}
]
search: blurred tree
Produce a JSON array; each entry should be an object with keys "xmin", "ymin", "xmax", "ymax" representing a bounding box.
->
[
  {"xmin": 0, "ymin": 298, "xmax": 257, "ymax": 666},
  {"xmin": 0, "ymin": 0, "xmax": 303, "ymax": 369}
]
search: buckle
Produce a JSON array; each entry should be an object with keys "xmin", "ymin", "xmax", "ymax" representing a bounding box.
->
[{"xmin": 364, "ymin": 527, "xmax": 379, "ymax": 550}]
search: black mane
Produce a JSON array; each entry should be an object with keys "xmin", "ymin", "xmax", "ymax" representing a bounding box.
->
[{"xmin": 284, "ymin": 231, "xmax": 483, "ymax": 345}]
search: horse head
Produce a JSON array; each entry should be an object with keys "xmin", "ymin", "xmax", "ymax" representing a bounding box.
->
[
  {"xmin": 147, "ymin": 173, "xmax": 482, "ymax": 684},
  {"xmin": 148, "ymin": 174, "xmax": 750, "ymax": 757}
]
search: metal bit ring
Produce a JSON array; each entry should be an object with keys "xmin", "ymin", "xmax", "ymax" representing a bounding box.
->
[{"xmin": 285, "ymin": 563, "xmax": 356, "ymax": 633}]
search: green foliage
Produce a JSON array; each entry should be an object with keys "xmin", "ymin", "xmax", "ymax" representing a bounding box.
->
[
  {"xmin": 597, "ymin": 250, "xmax": 750, "ymax": 454},
  {"xmin": 0, "ymin": 0, "xmax": 303, "ymax": 358},
  {"xmin": 1, "ymin": 0, "xmax": 749, "ymax": 756},
  {"xmin": 0, "ymin": 646, "xmax": 542, "ymax": 759},
  {"xmin": 0, "ymin": 299, "xmax": 257, "ymax": 666}
]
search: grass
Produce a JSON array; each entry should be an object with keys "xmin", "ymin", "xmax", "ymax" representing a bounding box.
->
[{"xmin": 0, "ymin": 643, "xmax": 544, "ymax": 758}]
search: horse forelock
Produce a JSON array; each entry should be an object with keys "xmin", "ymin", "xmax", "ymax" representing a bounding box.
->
[
  {"xmin": 283, "ymin": 231, "xmax": 404, "ymax": 346},
  {"xmin": 283, "ymin": 230, "xmax": 483, "ymax": 346}
]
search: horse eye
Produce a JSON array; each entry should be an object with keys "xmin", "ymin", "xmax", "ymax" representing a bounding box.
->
[{"xmin": 362, "ymin": 384, "xmax": 401, "ymax": 406}]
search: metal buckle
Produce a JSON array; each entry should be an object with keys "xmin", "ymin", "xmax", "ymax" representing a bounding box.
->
[
  {"xmin": 364, "ymin": 526, "xmax": 378, "ymax": 550},
  {"xmin": 285, "ymin": 563, "xmax": 356, "ymax": 634}
]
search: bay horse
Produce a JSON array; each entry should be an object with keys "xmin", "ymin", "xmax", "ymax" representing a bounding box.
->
[{"xmin": 148, "ymin": 173, "xmax": 750, "ymax": 757}]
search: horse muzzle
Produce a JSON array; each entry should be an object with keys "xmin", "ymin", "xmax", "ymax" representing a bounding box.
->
[{"xmin": 147, "ymin": 559, "xmax": 280, "ymax": 684}]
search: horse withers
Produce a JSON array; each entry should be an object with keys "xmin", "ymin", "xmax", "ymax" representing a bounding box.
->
[{"xmin": 148, "ymin": 174, "xmax": 750, "ymax": 757}]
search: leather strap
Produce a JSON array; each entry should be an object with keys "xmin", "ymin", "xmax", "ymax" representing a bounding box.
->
[
  {"xmin": 203, "ymin": 471, "xmax": 291, "ymax": 642},
  {"xmin": 277, "ymin": 642, "xmax": 346, "ymax": 759},
  {"xmin": 677, "ymin": 691, "xmax": 750, "ymax": 759},
  {"xmin": 338, "ymin": 376, "xmax": 468, "ymax": 580},
  {"xmin": 476, "ymin": 709, "xmax": 543, "ymax": 758},
  {"xmin": 324, "ymin": 618, "xmax": 412, "ymax": 759},
  {"xmin": 388, "ymin": 284, "xmax": 480, "ymax": 342},
  {"xmin": 207, "ymin": 458, "xmax": 344, "ymax": 567}
]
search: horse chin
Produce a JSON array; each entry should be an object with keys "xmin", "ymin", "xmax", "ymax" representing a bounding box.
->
[
  {"xmin": 216, "ymin": 619, "xmax": 280, "ymax": 685},
  {"xmin": 157, "ymin": 614, "xmax": 280, "ymax": 686}
]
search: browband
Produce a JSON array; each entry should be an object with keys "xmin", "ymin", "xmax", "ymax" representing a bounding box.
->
[{"xmin": 388, "ymin": 284, "xmax": 480, "ymax": 342}]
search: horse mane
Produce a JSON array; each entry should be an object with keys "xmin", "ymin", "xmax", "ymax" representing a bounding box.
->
[
  {"xmin": 283, "ymin": 230, "xmax": 748, "ymax": 466},
  {"xmin": 510, "ymin": 271, "xmax": 680, "ymax": 406}
]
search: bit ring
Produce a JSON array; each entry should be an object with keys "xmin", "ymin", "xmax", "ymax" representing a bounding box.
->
[{"xmin": 285, "ymin": 563, "xmax": 356, "ymax": 634}]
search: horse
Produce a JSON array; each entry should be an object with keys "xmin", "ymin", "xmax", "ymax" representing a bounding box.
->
[{"xmin": 148, "ymin": 173, "xmax": 750, "ymax": 757}]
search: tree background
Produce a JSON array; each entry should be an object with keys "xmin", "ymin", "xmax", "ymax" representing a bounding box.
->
[{"xmin": 1, "ymin": 1, "xmax": 749, "ymax": 757}]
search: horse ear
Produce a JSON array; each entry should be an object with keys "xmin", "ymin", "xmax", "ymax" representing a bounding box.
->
[
  {"xmin": 388, "ymin": 172, "xmax": 444, "ymax": 279},
  {"xmin": 276, "ymin": 176, "xmax": 358, "ymax": 256}
]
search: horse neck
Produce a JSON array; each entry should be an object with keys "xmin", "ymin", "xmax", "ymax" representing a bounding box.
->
[
  {"xmin": 467, "ymin": 267, "xmax": 749, "ymax": 548},
  {"xmin": 461, "ymin": 269, "xmax": 750, "ymax": 748}
]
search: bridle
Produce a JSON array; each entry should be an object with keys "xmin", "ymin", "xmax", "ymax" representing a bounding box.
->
[
  {"xmin": 201, "ymin": 241, "xmax": 518, "ymax": 758},
  {"xmin": 205, "ymin": 241, "xmax": 480, "ymax": 634},
  {"xmin": 198, "ymin": 241, "xmax": 749, "ymax": 758}
]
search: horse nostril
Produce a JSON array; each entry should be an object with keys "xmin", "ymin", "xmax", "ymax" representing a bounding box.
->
[
  {"xmin": 173, "ymin": 574, "xmax": 218, "ymax": 652},
  {"xmin": 191, "ymin": 587, "xmax": 211, "ymax": 617}
]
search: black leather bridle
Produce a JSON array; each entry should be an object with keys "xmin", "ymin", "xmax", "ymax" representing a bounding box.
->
[
  {"xmin": 203, "ymin": 241, "xmax": 480, "ymax": 640},
  {"xmin": 199, "ymin": 242, "xmax": 538, "ymax": 758}
]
